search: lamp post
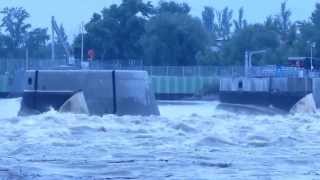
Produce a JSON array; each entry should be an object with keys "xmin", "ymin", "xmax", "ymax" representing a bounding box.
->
[
  {"xmin": 51, "ymin": 16, "xmax": 55, "ymax": 61},
  {"xmin": 311, "ymin": 42, "xmax": 316, "ymax": 71},
  {"xmin": 81, "ymin": 22, "xmax": 84, "ymax": 65}
]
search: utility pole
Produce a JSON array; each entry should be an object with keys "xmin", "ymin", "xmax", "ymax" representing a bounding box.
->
[
  {"xmin": 311, "ymin": 42, "xmax": 316, "ymax": 71},
  {"xmin": 51, "ymin": 16, "xmax": 55, "ymax": 61},
  {"xmin": 81, "ymin": 22, "xmax": 84, "ymax": 64},
  {"xmin": 245, "ymin": 51, "xmax": 249, "ymax": 77}
]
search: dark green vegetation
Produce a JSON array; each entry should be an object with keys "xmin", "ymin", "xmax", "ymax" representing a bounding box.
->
[
  {"xmin": 0, "ymin": 7, "xmax": 67, "ymax": 59},
  {"xmin": 1, "ymin": 1, "xmax": 320, "ymax": 66},
  {"xmin": 0, "ymin": 7, "xmax": 49, "ymax": 59}
]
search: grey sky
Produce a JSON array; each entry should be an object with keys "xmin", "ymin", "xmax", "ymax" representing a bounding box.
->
[{"xmin": 0, "ymin": 0, "xmax": 318, "ymax": 40}]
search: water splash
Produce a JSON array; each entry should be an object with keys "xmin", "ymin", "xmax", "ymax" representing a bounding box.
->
[
  {"xmin": 0, "ymin": 98, "xmax": 21, "ymax": 119},
  {"xmin": 0, "ymin": 99, "xmax": 319, "ymax": 179}
]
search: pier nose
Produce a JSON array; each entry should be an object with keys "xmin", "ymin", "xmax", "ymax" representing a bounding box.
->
[
  {"xmin": 19, "ymin": 70, "xmax": 160, "ymax": 116},
  {"xmin": 219, "ymin": 77, "xmax": 313, "ymax": 112}
]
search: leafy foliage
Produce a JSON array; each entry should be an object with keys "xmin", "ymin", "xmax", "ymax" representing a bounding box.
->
[
  {"xmin": 0, "ymin": 7, "xmax": 50, "ymax": 58},
  {"xmin": 234, "ymin": 7, "xmax": 247, "ymax": 32},
  {"xmin": 202, "ymin": 6, "xmax": 215, "ymax": 33},
  {"xmin": 2, "ymin": 1, "xmax": 320, "ymax": 67},
  {"xmin": 199, "ymin": 2, "xmax": 320, "ymax": 66},
  {"xmin": 74, "ymin": 0, "xmax": 153, "ymax": 60},
  {"xmin": 141, "ymin": 12, "xmax": 208, "ymax": 65}
]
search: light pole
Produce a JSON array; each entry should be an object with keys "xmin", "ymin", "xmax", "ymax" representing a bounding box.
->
[
  {"xmin": 311, "ymin": 42, "xmax": 316, "ymax": 71},
  {"xmin": 51, "ymin": 16, "xmax": 55, "ymax": 61},
  {"xmin": 81, "ymin": 22, "xmax": 84, "ymax": 65},
  {"xmin": 245, "ymin": 51, "xmax": 249, "ymax": 77}
]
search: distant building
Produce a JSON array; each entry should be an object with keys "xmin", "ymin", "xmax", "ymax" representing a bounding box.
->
[{"xmin": 288, "ymin": 57, "xmax": 320, "ymax": 70}]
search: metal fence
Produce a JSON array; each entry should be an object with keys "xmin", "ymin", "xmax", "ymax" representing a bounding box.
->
[
  {"xmin": 0, "ymin": 58, "xmax": 319, "ymax": 78},
  {"xmin": 0, "ymin": 59, "xmax": 246, "ymax": 77},
  {"xmin": 249, "ymin": 65, "xmax": 320, "ymax": 78}
]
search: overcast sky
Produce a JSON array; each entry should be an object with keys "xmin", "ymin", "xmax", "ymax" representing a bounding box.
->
[{"xmin": 0, "ymin": 0, "xmax": 318, "ymax": 39}]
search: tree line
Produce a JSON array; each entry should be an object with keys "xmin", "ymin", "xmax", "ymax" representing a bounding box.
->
[
  {"xmin": 0, "ymin": 7, "xmax": 68, "ymax": 59},
  {"xmin": 1, "ymin": 0, "xmax": 320, "ymax": 66}
]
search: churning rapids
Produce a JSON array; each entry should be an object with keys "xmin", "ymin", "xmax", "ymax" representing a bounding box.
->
[{"xmin": 0, "ymin": 99, "xmax": 320, "ymax": 179}]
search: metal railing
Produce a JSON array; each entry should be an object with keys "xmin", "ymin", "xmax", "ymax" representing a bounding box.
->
[
  {"xmin": 0, "ymin": 58, "xmax": 319, "ymax": 78},
  {"xmin": 0, "ymin": 59, "xmax": 246, "ymax": 77},
  {"xmin": 248, "ymin": 66, "xmax": 304, "ymax": 78}
]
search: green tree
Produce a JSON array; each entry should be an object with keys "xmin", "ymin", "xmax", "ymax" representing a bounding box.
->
[
  {"xmin": 222, "ymin": 24, "xmax": 280, "ymax": 65},
  {"xmin": 275, "ymin": 2, "xmax": 292, "ymax": 44},
  {"xmin": 0, "ymin": 7, "xmax": 50, "ymax": 59},
  {"xmin": 0, "ymin": 33, "xmax": 8, "ymax": 57},
  {"xmin": 74, "ymin": 0, "xmax": 153, "ymax": 60},
  {"xmin": 141, "ymin": 13, "xmax": 208, "ymax": 66},
  {"xmin": 308, "ymin": 3, "xmax": 320, "ymax": 58},
  {"xmin": 311, "ymin": 3, "xmax": 320, "ymax": 27},
  {"xmin": 234, "ymin": 7, "xmax": 247, "ymax": 32},
  {"xmin": 157, "ymin": 1, "xmax": 190, "ymax": 14},
  {"xmin": 26, "ymin": 28, "xmax": 50, "ymax": 58},
  {"xmin": 295, "ymin": 3, "xmax": 320, "ymax": 58},
  {"xmin": 202, "ymin": 6, "xmax": 215, "ymax": 33},
  {"xmin": 215, "ymin": 7, "xmax": 233, "ymax": 40},
  {"xmin": 0, "ymin": 7, "xmax": 31, "ymax": 57},
  {"xmin": 264, "ymin": 16, "xmax": 279, "ymax": 31},
  {"xmin": 70, "ymin": 1, "xmax": 320, "ymax": 66}
]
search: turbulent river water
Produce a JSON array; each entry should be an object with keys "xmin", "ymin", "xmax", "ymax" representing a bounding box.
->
[{"xmin": 0, "ymin": 99, "xmax": 320, "ymax": 180}]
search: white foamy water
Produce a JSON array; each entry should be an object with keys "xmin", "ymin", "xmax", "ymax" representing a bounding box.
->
[
  {"xmin": 0, "ymin": 99, "xmax": 320, "ymax": 179},
  {"xmin": 0, "ymin": 98, "xmax": 21, "ymax": 119}
]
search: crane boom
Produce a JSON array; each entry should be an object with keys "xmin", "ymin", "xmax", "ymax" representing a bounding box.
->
[{"xmin": 51, "ymin": 16, "xmax": 72, "ymax": 61}]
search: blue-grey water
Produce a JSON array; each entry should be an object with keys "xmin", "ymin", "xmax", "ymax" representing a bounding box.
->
[{"xmin": 0, "ymin": 99, "xmax": 320, "ymax": 179}]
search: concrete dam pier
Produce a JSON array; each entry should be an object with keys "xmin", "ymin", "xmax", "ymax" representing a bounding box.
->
[
  {"xmin": 19, "ymin": 70, "xmax": 160, "ymax": 116},
  {"xmin": 219, "ymin": 77, "xmax": 320, "ymax": 111}
]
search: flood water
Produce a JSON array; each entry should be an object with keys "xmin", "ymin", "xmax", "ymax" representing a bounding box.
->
[{"xmin": 0, "ymin": 99, "xmax": 320, "ymax": 179}]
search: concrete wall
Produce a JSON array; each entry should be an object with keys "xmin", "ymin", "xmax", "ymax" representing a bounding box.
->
[
  {"xmin": 115, "ymin": 71, "xmax": 159, "ymax": 116},
  {"xmin": 152, "ymin": 76, "xmax": 219, "ymax": 95},
  {"xmin": 313, "ymin": 78, "xmax": 320, "ymax": 107},
  {"xmin": 270, "ymin": 78, "xmax": 312, "ymax": 93},
  {"xmin": 219, "ymin": 77, "xmax": 313, "ymax": 111},
  {"xmin": 21, "ymin": 70, "xmax": 159, "ymax": 116},
  {"xmin": 220, "ymin": 78, "xmax": 270, "ymax": 92},
  {"xmin": 220, "ymin": 77, "xmax": 313, "ymax": 93},
  {"xmin": 0, "ymin": 75, "xmax": 8, "ymax": 92}
]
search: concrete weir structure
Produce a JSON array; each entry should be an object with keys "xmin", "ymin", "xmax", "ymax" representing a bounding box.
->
[
  {"xmin": 19, "ymin": 70, "xmax": 160, "ymax": 116},
  {"xmin": 219, "ymin": 77, "xmax": 314, "ymax": 111}
]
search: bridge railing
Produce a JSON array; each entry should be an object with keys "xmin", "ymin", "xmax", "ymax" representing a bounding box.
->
[
  {"xmin": 0, "ymin": 58, "xmax": 319, "ymax": 78},
  {"xmin": 0, "ymin": 59, "xmax": 247, "ymax": 77},
  {"xmin": 248, "ymin": 66, "xmax": 307, "ymax": 78},
  {"xmin": 143, "ymin": 66, "xmax": 244, "ymax": 77}
]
